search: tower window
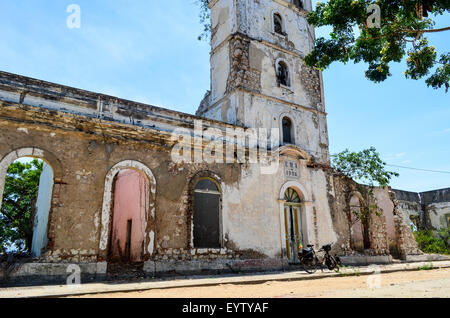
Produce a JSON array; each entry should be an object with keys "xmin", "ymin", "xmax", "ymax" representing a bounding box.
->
[
  {"xmin": 273, "ymin": 13, "xmax": 284, "ymax": 35},
  {"xmin": 282, "ymin": 117, "xmax": 293, "ymax": 144},
  {"xmin": 293, "ymin": 0, "xmax": 304, "ymax": 10},
  {"xmin": 277, "ymin": 61, "xmax": 290, "ymax": 87}
]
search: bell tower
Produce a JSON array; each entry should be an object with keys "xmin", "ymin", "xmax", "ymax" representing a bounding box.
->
[{"xmin": 197, "ymin": 0, "xmax": 329, "ymax": 164}]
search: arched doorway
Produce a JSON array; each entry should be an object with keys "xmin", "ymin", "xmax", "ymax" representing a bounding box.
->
[
  {"xmin": 284, "ymin": 187, "xmax": 303, "ymax": 264},
  {"xmin": 99, "ymin": 160, "xmax": 156, "ymax": 264},
  {"xmin": 193, "ymin": 178, "xmax": 222, "ymax": 248},
  {"xmin": 0, "ymin": 148, "xmax": 62, "ymax": 258},
  {"xmin": 109, "ymin": 169, "xmax": 149, "ymax": 263},
  {"xmin": 349, "ymin": 194, "xmax": 370, "ymax": 252}
]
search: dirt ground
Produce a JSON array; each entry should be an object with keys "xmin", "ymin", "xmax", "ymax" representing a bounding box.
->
[{"xmin": 71, "ymin": 268, "xmax": 450, "ymax": 298}]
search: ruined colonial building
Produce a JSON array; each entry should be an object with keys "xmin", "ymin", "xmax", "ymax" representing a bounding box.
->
[{"xmin": 0, "ymin": 0, "xmax": 446, "ymax": 284}]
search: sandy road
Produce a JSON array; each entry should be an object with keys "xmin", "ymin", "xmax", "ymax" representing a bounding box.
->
[{"xmin": 71, "ymin": 268, "xmax": 450, "ymax": 298}]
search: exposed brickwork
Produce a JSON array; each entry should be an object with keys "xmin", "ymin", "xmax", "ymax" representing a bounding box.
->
[
  {"xmin": 390, "ymin": 191, "xmax": 422, "ymax": 258},
  {"xmin": 227, "ymin": 34, "xmax": 262, "ymax": 94},
  {"xmin": 300, "ymin": 62, "xmax": 322, "ymax": 109}
]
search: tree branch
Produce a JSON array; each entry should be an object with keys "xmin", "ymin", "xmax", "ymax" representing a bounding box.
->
[{"xmin": 404, "ymin": 26, "xmax": 450, "ymax": 34}]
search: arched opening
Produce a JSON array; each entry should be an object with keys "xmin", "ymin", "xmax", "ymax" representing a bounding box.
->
[
  {"xmin": 0, "ymin": 157, "xmax": 54, "ymax": 258},
  {"xmin": 109, "ymin": 169, "xmax": 149, "ymax": 264},
  {"xmin": 99, "ymin": 160, "xmax": 156, "ymax": 263},
  {"xmin": 284, "ymin": 187, "xmax": 303, "ymax": 264},
  {"xmin": 193, "ymin": 178, "xmax": 221, "ymax": 248},
  {"xmin": 273, "ymin": 13, "xmax": 284, "ymax": 35},
  {"xmin": 282, "ymin": 117, "xmax": 293, "ymax": 144},
  {"xmin": 277, "ymin": 61, "xmax": 290, "ymax": 87},
  {"xmin": 349, "ymin": 195, "xmax": 370, "ymax": 252},
  {"xmin": 293, "ymin": 0, "xmax": 303, "ymax": 10}
]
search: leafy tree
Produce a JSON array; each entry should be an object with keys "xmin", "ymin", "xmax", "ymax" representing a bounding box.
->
[
  {"xmin": 331, "ymin": 147, "xmax": 399, "ymax": 187},
  {"xmin": 305, "ymin": 0, "xmax": 450, "ymax": 92},
  {"xmin": 196, "ymin": 0, "xmax": 449, "ymax": 91},
  {"xmin": 197, "ymin": 0, "xmax": 211, "ymax": 41},
  {"xmin": 0, "ymin": 159, "xmax": 43, "ymax": 254},
  {"xmin": 332, "ymin": 147, "xmax": 399, "ymax": 230}
]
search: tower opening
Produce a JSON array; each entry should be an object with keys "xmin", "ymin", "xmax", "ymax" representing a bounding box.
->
[
  {"xmin": 293, "ymin": 0, "xmax": 304, "ymax": 10},
  {"xmin": 282, "ymin": 117, "xmax": 293, "ymax": 144},
  {"xmin": 277, "ymin": 61, "xmax": 290, "ymax": 87},
  {"xmin": 273, "ymin": 13, "xmax": 284, "ymax": 35}
]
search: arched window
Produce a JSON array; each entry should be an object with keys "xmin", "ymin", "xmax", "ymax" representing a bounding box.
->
[
  {"xmin": 193, "ymin": 178, "xmax": 221, "ymax": 248},
  {"xmin": 285, "ymin": 187, "xmax": 301, "ymax": 203},
  {"xmin": 277, "ymin": 61, "xmax": 290, "ymax": 87},
  {"xmin": 273, "ymin": 13, "xmax": 284, "ymax": 35},
  {"xmin": 282, "ymin": 117, "xmax": 293, "ymax": 144},
  {"xmin": 293, "ymin": 0, "xmax": 303, "ymax": 10}
]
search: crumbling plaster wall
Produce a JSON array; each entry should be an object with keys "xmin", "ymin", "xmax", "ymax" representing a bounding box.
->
[
  {"xmin": 221, "ymin": 156, "xmax": 337, "ymax": 259},
  {"xmin": 329, "ymin": 175, "xmax": 422, "ymax": 258},
  {"xmin": 393, "ymin": 190, "xmax": 423, "ymax": 228},
  {"xmin": 329, "ymin": 175, "xmax": 398, "ymax": 256},
  {"xmin": 421, "ymin": 188, "xmax": 450, "ymax": 230},
  {"xmin": 0, "ymin": 115, "xmax": 249, "ymax": 263},
  {"xmin": 237, "ymin": 0, "xmax": 313, "ymax": 56},
  {"xmin": 202, "ymin": 0, "xmax": 323, "ymax": 121},
  {"xmin": 373, "ymin": 188, "xmax": 397, "ymax": 255},
  {"xmin": 197, "ymin": 89, "xmax": 329, "ymax": 165},
  {"xmin": 0, "ymin": 71, "xmax": 246, "ymax": 263},
  {"xmin": 0, "ymin": 71, "xmax": 336, "ymax": 267},
  {"xmin": 238, "ymin": 92, "xmax": 329, "ymax": 164},
  {"xmin": 393, "ymin": 188, "xmax": 450, "ymax": 231},
  {"xmin": 0, "ymin": 118, "xmax": 336, "ymax": 264}
]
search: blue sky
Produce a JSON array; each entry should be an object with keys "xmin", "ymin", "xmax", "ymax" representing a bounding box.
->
[{"xmin": 0, "ymin": 1, "xmax": 448, "ymax": 192}]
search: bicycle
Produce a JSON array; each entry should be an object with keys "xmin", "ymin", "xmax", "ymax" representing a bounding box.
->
[{"xmin": 298, "ymin": 244, "xmax": 342, "ymax": 274}]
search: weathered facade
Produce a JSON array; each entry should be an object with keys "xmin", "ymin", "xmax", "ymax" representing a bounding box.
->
[
  {"xmin": 394, "ymin": 188, "xmax": 450, "ymax": 232},
  {"xmin": 0, "ymin": 0, "xmax": 431, "ymax": 284}
]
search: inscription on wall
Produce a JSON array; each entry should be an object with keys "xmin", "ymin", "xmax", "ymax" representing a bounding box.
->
[{"xmin": 284, "ymin": 161, "xmax": 299, "ymax": 179}]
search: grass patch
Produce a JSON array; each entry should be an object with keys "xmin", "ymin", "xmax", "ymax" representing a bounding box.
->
[
  {"xmin": 338, "ymin": 266, "xmax": 361, "ymax": 277},
  {"xmin": 418, "ymin": 263, "xmax": 434, "ymax": 271},
  {"xmin": 414, "ymin": 230, "xmax": 450, "ymax": 255}
]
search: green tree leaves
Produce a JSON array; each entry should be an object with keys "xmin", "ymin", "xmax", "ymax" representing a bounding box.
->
[
  {"xmin": 305, "ymin": 0, "xmax": 450, "ymax": 91},
  {"xmin": 197, "ymin": 0, "xmax": 211, "ymax": 42},
  {"xmin": 414, "ymin": 229, "xmax": 450, "ymax": 255},
  {"xmin": 331, "ymin": 147, "xmax": 399, "ymax": 187},
  {"xmin": 0, "ymin": 159, "xmax": 43, "ymax": 254}
]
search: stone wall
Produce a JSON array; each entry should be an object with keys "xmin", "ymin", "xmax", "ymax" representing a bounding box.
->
[
  {"xmin": 393, "ymin": 188, "xmax": 450, "ymax": 231},
  {"xmin": 329, "ymin": 175, "xmax": 421, "ymax": 258},
  {"xmin": 0, "ymin": 70, "xmax": 336, "ymax": 274}
]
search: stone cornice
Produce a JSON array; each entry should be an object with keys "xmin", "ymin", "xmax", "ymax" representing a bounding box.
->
[
  {"xmin": 208, "ymin": 87, "xmax": 327, "ymax": 116},
  {"xmin": 0, "ymin": 71, "xmax": 244, "ymax": 133}
]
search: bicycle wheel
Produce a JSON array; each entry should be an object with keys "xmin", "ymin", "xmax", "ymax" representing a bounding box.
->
[
  {"xmin": 301, "ymin": 256, "xmax": 318, "ymax": 274},
  {"xmin": 326, "ymin": 255, "xmax": 340, "ymax": 272}
]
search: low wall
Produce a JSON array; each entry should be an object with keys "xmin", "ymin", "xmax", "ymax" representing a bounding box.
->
[{"xmin": 0, "ymin": 262, "xmax": 107, "ymax": 287}]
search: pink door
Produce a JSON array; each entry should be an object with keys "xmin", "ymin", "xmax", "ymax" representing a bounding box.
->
[{"xmin": 110, "ymin": 169, "xmax": 148, "ymax": 263}]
